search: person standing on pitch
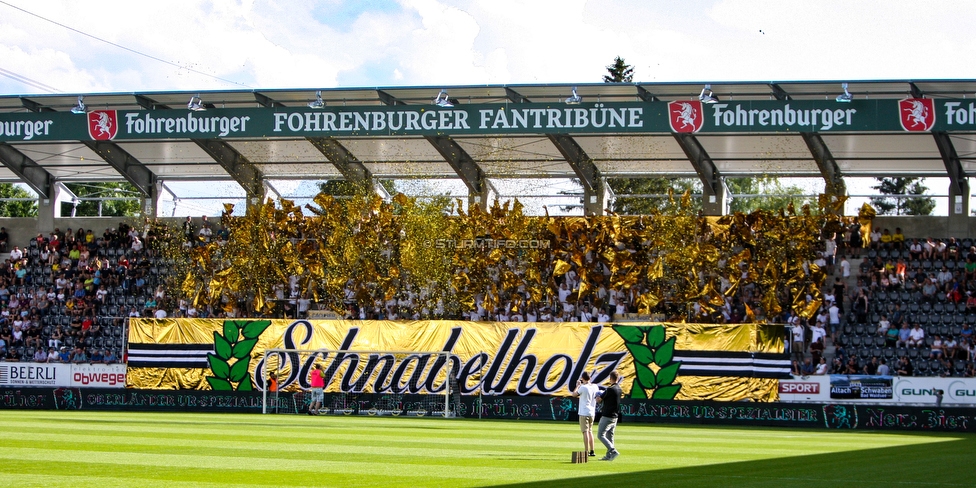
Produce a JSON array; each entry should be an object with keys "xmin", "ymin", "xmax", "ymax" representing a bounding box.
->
[
  {"xmin": 309, "ymin": 363, "xmax": 325, "ymax": 415},
  {"xmin": 596, "ymin": 370, "xmax": 622, "ymax": 461},
  {"xmin": 573, "ymin": 371, "xmax": 600, "ymax": 457}
]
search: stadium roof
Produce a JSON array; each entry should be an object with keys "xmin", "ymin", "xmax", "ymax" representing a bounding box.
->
[{"xmin": 0, "ymin": 80, "xmax": 974, "ymax": 213}]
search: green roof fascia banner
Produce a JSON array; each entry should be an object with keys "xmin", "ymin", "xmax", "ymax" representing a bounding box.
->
[{"xmin": 1, "ymin": 98, "xmax": 974, "ymax": 143}]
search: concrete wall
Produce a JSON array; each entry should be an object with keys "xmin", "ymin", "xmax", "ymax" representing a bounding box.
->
[
  {"xmin": 871, "ymin": 216, "xmax": 976, "ymax": 239},
  {"xmin": 0, "ymin": 217, "xmax": 215, "ymax": 249}
]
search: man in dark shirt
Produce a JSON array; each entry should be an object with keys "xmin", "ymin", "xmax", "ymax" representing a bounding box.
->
[{"xmin": 596, "ymin": 370, "xmax": 622, "ymax": 461}]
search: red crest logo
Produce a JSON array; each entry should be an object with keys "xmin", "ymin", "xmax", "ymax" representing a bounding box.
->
[
  {"xmin": 668, "ymin": 100, "xmax": 704, "ymax": 133},
  {"xmin": 87, "ymin": 110, "xmax": 118, "ymax": 140},
  {"xmin": 898, "ymin": 98, "xmax": 935, "ymax": 132}
]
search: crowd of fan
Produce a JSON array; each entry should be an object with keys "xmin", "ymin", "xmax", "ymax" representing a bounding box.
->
[
  {"xmin": 0, "ymin": 223, "xmax": 173, "ymax": 363},
  {"xmin": 5, "ymin": 219, "xmax": 976, "ymax": 379},
  {"xmin": 790, "ymin": 225, "xmax": 976, "ymax": 378}
]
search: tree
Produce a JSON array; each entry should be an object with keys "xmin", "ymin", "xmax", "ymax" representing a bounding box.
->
[
  {"xmin": 318, "ymin": 179, "xmax": 395, "ymax": 196},
  {"xmin": 726, "ymin": 177, "xmax": 811, "ymax": 214},
  {"xmin": 602, "ymin": 56, "xmax": 697, "ymax": 214},
  {"xmin": 869, "ymin": 177, "xmax": 935, "ymax": 215},
  {"xmin": 0, "ymin": 183, "xmax": 37, "ymax": 217},
  {"xmin": 609, "ymin": 178, "xmax": 700, "ymax": 214},
  {"xmin": 603, "ymin": 56, "xmax": 634, "ymax": 83},
  {"xmin": 60, "ymin": 182, "xmax": 141, "ymax": 217},
  {"xmin": 601, "ymin": 56, "xmax": 694, "ymax": 215}
]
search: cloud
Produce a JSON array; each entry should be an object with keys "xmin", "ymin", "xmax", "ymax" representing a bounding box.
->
[{"xmin": 0, "ymin": 0, "xmax": 974, "ymax": 95}]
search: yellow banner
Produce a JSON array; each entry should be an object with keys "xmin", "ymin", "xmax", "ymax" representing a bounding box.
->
[{"xmin": 126, "ymin": 319, "xmax": 784, "ymax": 401}]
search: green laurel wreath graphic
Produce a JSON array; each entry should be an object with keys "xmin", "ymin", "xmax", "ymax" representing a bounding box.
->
[
  {"xmin": 206, "ymin": 319, "xmax": 272, "ymax": 391},
  {"xmin": 612, "ymin": 325, "xmax": 682, "ymax": 400}
]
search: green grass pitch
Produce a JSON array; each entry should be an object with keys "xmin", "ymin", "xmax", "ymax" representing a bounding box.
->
[{"xmin": 0, "ymin": 410, "xmax": 972, "ymax": 487}]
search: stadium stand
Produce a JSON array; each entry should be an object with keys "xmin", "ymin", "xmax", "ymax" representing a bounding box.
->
[{"xmin": 1, "ymin": 218, "xmax": 975, "ymax": 379}]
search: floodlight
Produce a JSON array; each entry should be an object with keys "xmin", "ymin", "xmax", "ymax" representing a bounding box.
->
[
  {"xmin": 70, "ymin": 95, "xmax": 87, "ymax": 114},
  {"xmin": 308, "ymin": 90, "xmax": 325, "ymax": 109},
  {"xmin": 699, "ymin": 84, "xmax": 719, "ymax": 104},
  {"xmin": 433, "ymin": 89, "xmax": 454, "ymax": 108},
  {"xmin": 565, "ymin": 87, "xmax": 583, "ymax": 105},
  {"xmin": 835, "ymin": 83, "xmax": 853, "ymax": 102},
  {"xmin": 187, "ymin": 94, "xmax": 206, "ymax": 111}
]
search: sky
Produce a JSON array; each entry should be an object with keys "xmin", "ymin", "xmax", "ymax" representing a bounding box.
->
[
  {"xmin": 1, "ymin": 0, "xmax": 974, "ymax": 215},
  {"xmin": 2, "ymin": 0, "xmax": 975, "ymax": 93}
]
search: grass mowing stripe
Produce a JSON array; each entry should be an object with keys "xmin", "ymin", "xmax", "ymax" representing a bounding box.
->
[
  {"xmin": 1, "ymin": 411, "xmax": 972, "ymax": 487},
  {"xmin": 0, "ymin": 447, "xmax": 603, "ymax": 481}
]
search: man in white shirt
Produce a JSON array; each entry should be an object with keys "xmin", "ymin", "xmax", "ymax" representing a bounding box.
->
[
  {"xmin": 791, "ymin": 321, "xmax": 806, "ymax": 361},
  {"xmin": 558, "ymin": 283, "xmax": 571, "ymax": 304},
  {"xmin": 579, "ymin": 306, "xmax": 593, "ymax": 323},
  {"xmin": 869, "ymin": 228, "xmax": 881, "ymax": 249},
  {"xmin": 840, "ymin": 257, "xmax": 851, "ymax": 278},
  {"xmin": 828, "ymin": 303, "xmax": 841, "ymax": 341},
  {"xmin": 877, "ymin": 314, "xmax": 891, "ymax": 336},
  {"xmin": 811, "ymin": 322, "xmax": 827, "ymax": 345},
  {"xmin": 573, "ymin": 371, "xmax": 600, "ymax": 458},
  {"xmin": 597, "ymin": 310, "xmax": 611, "ymax": 323},
  {"xmin": 814, "ymin": 358, "xmax": 828, "ymax": 375},
  {"xmin": 908, "ymin": 324, "xmax": 925, "ymax": 347}
]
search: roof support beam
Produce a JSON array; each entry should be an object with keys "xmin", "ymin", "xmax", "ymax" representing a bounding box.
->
[
  {"xmin": 672, "ymin": 133, "xmax": 725, "ymax": 215},
  {"xmin": 907, "ymin": 84, "xmax": 966, "ymax": 194},
  {"xmin": 800, "ymin": 133, "xmax": 846, "ymax": 196},
  {"xmin": 135, "ymin": 95, "xmax": 167, "ymax": 110},
  {"xmin": 0, "ymin": 143, "xmax": 55, "ymax": 198},
  {"xmin": 192, "ymin": 139, "xmax": 265, "ymax": 208},
  {"xmin": 254, "ymin": 93, "xmax": 282, "ymax": 108},
  {"xmin": 376, "ymin": 90, "xmax": 489, "ymax": 207},
  {"xmin": 504, "ymin": 88, "xmax": 606, "ymax": 214},
  {"xmin": 505, "ymin": 87, "xmax": 530, "ymax": 104},
  {"xmin": 909, "ymin": 82, "xmax": 924, "ymax": 99},
  {"xmin": 636, "ymin": 85, "xmax": 659, "ymax": 102},
  {"xmin": 306, "ymin": 137, "xmax": 371, "ymax": 182},
  {"xmin": 82, "ymin": 141, "xmax": 157, "ymax": 197},
  {"xmin": 771, "ymin": 83, "xmax": 846, "ymax": 197},
  {"xmin": 546, "ymin": 134, "xmax": 605, "ymax": 215},
  {"xmin": 377, "ymin": 90, "xmax": 407, "ymax": 106},
  {"xmin": 21, "ymin": 98, "xmax": 55, "ymax": 113},
  {"xmin": 906, "ymin": 83, "xmax": 969, "ymax": 219},
  {"xmin": 307, "ymin": 136, "xmax": 389, "ymax": 198},
  {"xmin": 425, "ymin": 135, "xmax": 489, "ymax": 207},
  {"xmin": 933, "ymin": 131, "xmax": 967, "ymax": 195}
]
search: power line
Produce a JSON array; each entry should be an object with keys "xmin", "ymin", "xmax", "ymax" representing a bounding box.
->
[
  {"xmin": 0, "ymin": 1, "xmax": 251, "ymax": 88},
  {"xmin": 0, "ymin": 66, "xmax": 61, "ymax": 93}
]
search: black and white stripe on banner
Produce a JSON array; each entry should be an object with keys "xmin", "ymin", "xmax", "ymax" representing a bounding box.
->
[
  {"xmin": 674, "ymin": 351, "xmax": 792, "ymax": 379},
  {"xmin": 127, "ymin": 343, "xmax": 213, "ymax": 368}
]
